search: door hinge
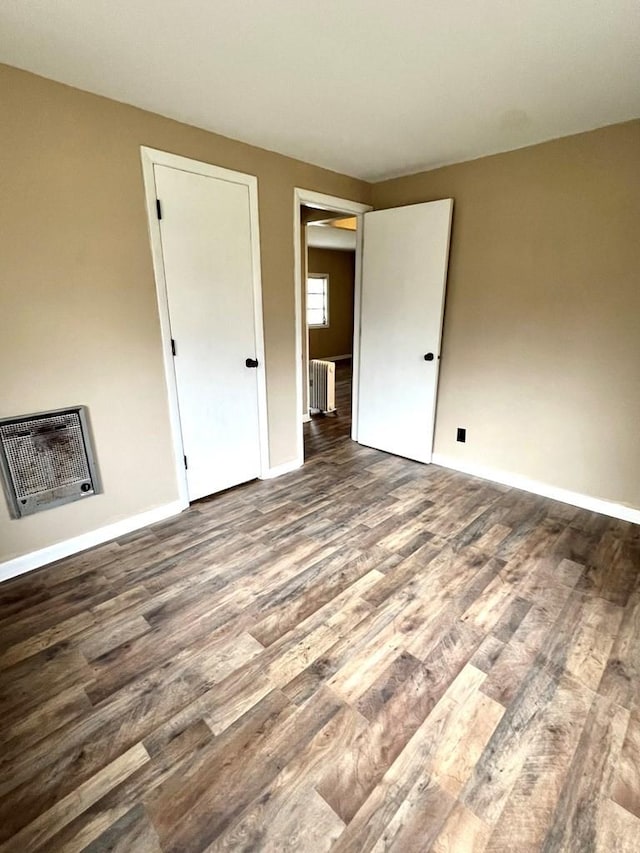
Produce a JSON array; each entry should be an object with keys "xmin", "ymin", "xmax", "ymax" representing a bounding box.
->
[
  {"xmin": 156, "ymin": 198, "xmax": 163, "ymax": 220},
  {"xmin": 171, "ymin": 338, "xmax": 176, "ymax": 356},
  {"xmin": 184, "ymin": 455, "xmax": 188, "ymax": 470}
]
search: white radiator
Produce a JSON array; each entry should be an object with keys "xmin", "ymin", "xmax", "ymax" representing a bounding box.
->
[{"xmin": 309, "ymin": 359, "xmax": 336, "ymax": 413}]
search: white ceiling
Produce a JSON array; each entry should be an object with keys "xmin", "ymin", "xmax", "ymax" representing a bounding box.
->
[
  {"xmin": 307, "ymin": 224, "xmax": 357, "ymax": 252},
  {"xmin": 1, "ymin": 1, "xmax": 639, "ymax": 181}
]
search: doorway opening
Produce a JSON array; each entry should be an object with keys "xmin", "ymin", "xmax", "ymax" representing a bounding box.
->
[
  {"xmin": 293, "ymin": 189, "xmax": 372, "ymax": 467},
  {"xmin": 304, "ymin": 210, "xmax": 357, "ymax": 459},
  {"xmin": 294, "ymin": 190, "xmax": 452, "ymax": 471}
]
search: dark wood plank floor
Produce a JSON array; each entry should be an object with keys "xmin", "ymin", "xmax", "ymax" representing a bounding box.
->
[
  {"xmin": 1, "ymin": 363, "xmax": 639, "ymax": 851},
  {"xmin": 305, "ymin": 359, "xmax": 354, "ymax": 461}
]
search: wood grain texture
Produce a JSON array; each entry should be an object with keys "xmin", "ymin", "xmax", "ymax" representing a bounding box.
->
[{"xmin": 1, "ymin": 362, "xmax": 638, "ymax": 851}]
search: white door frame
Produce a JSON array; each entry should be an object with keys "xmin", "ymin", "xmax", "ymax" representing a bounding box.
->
[
  {"xmin": 293, "ymin": 188, "xmax": 372, "ymax": 465},
  {"xmin": 141, "ymin": 146, "xmax": 270, "ymax": 508}
]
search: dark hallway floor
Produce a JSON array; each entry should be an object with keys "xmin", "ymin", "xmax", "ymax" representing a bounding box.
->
[{"xmin": 304, "ymin": 359, "xmax": 352, "ymax": 461}]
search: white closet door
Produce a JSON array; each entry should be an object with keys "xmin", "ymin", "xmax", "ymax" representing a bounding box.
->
[
  {"xmin": 154, "ymin": 164, "xmax": 262, "ymax": 500},
  {"xmin": 357, "ymin": 199, "xmax": 453, "ymax": 463}
]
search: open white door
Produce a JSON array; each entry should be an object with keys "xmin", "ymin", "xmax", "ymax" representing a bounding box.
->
[
  {"xmin": 154, "ymin": 163, "xmax": 264, "ymax": 500},
  {"xmin": 357, "ymin": 199, "xmax": 453, "ymax": 464}
]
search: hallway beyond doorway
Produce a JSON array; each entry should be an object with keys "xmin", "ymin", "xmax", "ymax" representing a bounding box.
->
[{"xmin": 304, "ymin": 359, "xmax": 352, "ymax": 460}]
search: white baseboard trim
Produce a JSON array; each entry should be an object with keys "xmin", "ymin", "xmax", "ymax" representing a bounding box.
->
[
  {"xmin": 261, "ymin": 457, "xmax": 304, "ymax": 480},
  {"xmin": 321, "ymin": 354, "xmax": 352, "ymax": 362},
  {"xmin": 0, "ymin": 499, "xmax": 185, "ymax": 584},
  {"xmin": 302, "ymin": 412, "xmax": 311, "ymax": 424},
  {"xmin": 432, "ymin": 454, "xmax": 640, "ymax": 524}
]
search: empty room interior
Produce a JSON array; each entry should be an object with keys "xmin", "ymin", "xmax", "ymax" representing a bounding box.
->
[{"xmin": 0, "ymin": 2, "xmax": 639, "ymax": 851}]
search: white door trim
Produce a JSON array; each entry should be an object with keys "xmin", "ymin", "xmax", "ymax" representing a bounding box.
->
[
  {"xmin": 141, "ymin": 147, "xmax": 270, "ymax": 506},
  {"xmin": 293, "ymin": 188, "xmax": 372, "ymax": 466}
]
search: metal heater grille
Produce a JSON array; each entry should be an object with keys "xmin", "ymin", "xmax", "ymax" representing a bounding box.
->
[
  {"xmin": 309, "ymin": 359, "xmax": 336, "ymax": 414},
  {"xmin": 0, "ymin": 407, "xmax": 100, "ymax": 518}
]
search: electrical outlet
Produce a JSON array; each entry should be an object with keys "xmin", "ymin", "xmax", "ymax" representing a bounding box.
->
[{"xmin": 456, "ymin": 427, "xmax": 466, "ymax": 443}]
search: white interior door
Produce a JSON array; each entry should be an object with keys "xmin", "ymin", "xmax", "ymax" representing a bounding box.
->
[
  {"xmin": 154, "ymin": 164, "xmax": 262, "ymax": 500},
  {"xmin": 357, "ymin": 199, "xmax": 453, "ymax": 463}
]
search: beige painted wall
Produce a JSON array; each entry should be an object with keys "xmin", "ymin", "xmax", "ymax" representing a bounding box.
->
[
  {"xmin": 0, "ymin": 64, "xmax": 370, "ymax": 562},
  {"xmin": 308, "ymin": 248, "xmax": 355, "ymax": 360},
  {"xmin": 373, "ymin": 120, "xmax": 640, "ymax": 509},
  {"xmin": 1, "ymin": 61, "xmax": 637, "ymax": 564}
]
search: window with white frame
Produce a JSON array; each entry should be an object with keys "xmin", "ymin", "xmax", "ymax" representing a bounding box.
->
[{"xmin": 306, "ymin": 274, "xmax": 330, "ymax": 328}]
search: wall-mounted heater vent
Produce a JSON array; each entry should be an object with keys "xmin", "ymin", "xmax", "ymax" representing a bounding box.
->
[{"xmin": 0, "ymin": 407, "xmax": 100, "ymax": 518}]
